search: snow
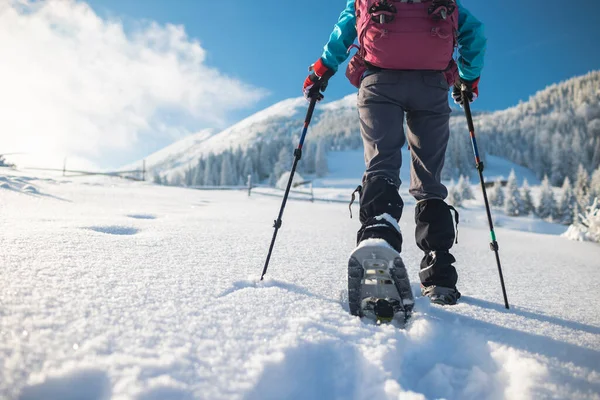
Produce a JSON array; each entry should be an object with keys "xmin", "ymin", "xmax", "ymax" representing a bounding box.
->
[
  {"xmin": 482, "ymin": 155, "xmax": 541, "ymax": 186},
  {"xmin": 1, "ymin": 170, "xmax": 599, "ymax": 400},
  {"xmin": 275, "ymin": 171, "xmax": 306, "ymax": 190},
  {"xmin": 124, "ymin": 128, "xmax": 216, "ymax": 172},
  {"xmin": 312, "ymin": 149, "xmax": 542, "ymax": 190},
  {"xmin": 375, "ymin": 214, "xmax": 402, "ymax": 234},
  {"xmin": 134, "ymin": 98, "xmax": 308, "ymax": 178}
]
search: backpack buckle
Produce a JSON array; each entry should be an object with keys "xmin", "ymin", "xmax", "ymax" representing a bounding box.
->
[
  {"xmin": 369, "ymin": 1, "xmax": 397, "ymax": 24},
  {"xmin": 428, "ymin": 0, "xmax": 456, "ymax": 20}
]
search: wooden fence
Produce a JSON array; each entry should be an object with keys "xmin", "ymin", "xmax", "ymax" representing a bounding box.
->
[{"xmin": 25, "ymin": 160, "xmax": 146, "ymax": 181}]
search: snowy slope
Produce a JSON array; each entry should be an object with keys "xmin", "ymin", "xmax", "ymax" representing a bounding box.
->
[
  {"xmin": 313, "ymin": 149, "xmax": 541, "ymax": 190},
  {"xmin": 133, "ymin": 93, "xmax": 364, "ymax": 180},
  {"xmin": 132, "ymin": 97, "xmax": 309, "ymax": 176},
  {"xmin": 136, "ymin": 71, "xmax": 599, "ymax": 185},
  {"xmin": 125, "ymin": 128, "xmax": 217, "ymax": 173},
  {"xmin": 1, "ymin": 171, "xmax": 599, "ymax": 400}
]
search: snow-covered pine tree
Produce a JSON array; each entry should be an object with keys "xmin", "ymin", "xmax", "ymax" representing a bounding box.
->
[
  {"xmin": 268, "ymin": 172, "xmax": 277, "ymax": 186},
  {"xmin": 447, "ymin": 180, "xmax": 463, "ymax": 207},
  {"xmin": 170, "ymin": 173, "xmax": 183, "ymax": 187},
  {"xmin": 193, "ymin": 158, "xmax": 205, "ymax": 186},
  {"xmin": 257, "ymin": 141, "xmax": 275, "ymax": 181},
  {"xmin": 489, "ymin": 178, "xmax": 505, "ymax": 207},
  {"xmin": 537, "ymin": 175, "xmax": 557, "ymax": 220},
  {"xmin": 220, "ymin": 153, "xmax": 236, "ymax": 186},
  {"xmin": 566, "ymin": 198, "xmax": 600, "ymax": 243},
  {"xmin": 550, "ymin": 136, "xmax": 567, "ymax": 186},
  {"xmin": 300, "ymin": 142, "xmax": 317, "ymax": 175},
  {"xmin": 521, "ymin": 178, "xmax": 534, "ymax": 215},
  {"xmin": 241, "ymin": 155, "xmax": 254, "ymax": 183},
  {"xmin": 458, "ymin": 175, "xmax": 475, "ymax": 200},
  {"xmin": 274, "ymin": 147, "xmax": 292, "ymax": 182},
  {"xmin": 153, "ymin": 173, "xmax": 162, "ymax": 185},
  {"xmin": 441, "ymin": 145, "xmax": 456, "ymax": 181},
  {"xmin": 582, "ymin": 198, "xmax": 600, "ymax": 242},
  {"xmin": 233, "ymin": 147, "xmax": 243, "ymax": 179},
  {"xmin": 184, "ymin": 167, "xmax": 194, "ymax": 187},
  {"xmin": 316, "ymin": 139, "xmax": 328, "ymax": 177},
  {"xmin": 558, "ymin": 177, "xmax": 576, "ymax": 225},
  {"xmin": 574, "ymin": 164, "xmax": 591, "ymax": 210},
  {"xmin": 504, "ymin": 169, "xmax": 523, "ymax": 216},
  {"xmin": 204, "ymin": 154, "xmax": 217, "ymax": 186},
  {"xmin": 590, "ymin": 166, "xmax": 600, "ymax": 199}
]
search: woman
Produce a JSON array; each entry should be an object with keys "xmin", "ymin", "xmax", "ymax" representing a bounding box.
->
[{"xmin": 303, "ymin": 0, "xmax": 486, "ymax": 319}]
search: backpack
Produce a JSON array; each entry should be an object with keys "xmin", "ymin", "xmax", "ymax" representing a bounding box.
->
[{"xmin": 346, "ymin": 0, "xmax": 459, "ymax": 88}]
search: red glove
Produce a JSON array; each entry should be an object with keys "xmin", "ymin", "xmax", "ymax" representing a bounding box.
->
[
  {"xmin": 452, "ymin": 77, "xmax": 479, "ymax": 106},
  {"xmin": 303, "ymin": 58, "xmax": 334, "ymax": 101}
]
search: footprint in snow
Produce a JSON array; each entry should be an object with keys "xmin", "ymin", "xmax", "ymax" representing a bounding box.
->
[
  {"xmin": 22, "ymin": 184, "xmax": 39, "ymax": 194},
  {"xmin": 126, "ymin": 214, "xmax": 157, "ymax": 220},
  {"xmin": 18, "ymin": 368, "xmax": 111, "ymax": 400},
  {"xmin": 86, "ymin": 226, "xmax": 140, "ymax": 235}
]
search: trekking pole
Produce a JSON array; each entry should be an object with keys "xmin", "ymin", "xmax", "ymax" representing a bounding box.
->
[
  {"xmin": 461, "ymin": 87, "xmax": 510, "ymax": 309},
  {"xmin": 260, "ymin": 86, "xmax": 322, "ymax": 281}
]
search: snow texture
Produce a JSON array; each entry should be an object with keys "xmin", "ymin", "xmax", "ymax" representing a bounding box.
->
[{"xmin": 1, "ymin": 171, "xmax": 599, "ymax": 400}]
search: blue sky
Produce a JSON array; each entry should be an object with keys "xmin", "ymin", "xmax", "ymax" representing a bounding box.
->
[
  {"xmin": 2, "ymin": 1, "xmax": 598, "ymax": 169},
  {"xmin": 87, "ymin": 0, "xmax": 599, "ymax": 122}
]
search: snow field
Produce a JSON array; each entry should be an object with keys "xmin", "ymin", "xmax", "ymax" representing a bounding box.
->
[{"xmin": 1, "ymin": 173, "xmax": 599, "ymax": 399}]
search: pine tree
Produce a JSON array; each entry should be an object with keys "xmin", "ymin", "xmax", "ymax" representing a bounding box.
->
[
  {"xmin": 301, "ymin": 142, "xmax": 317, "ymax": 175},
  {"xmin": 184, "ymin": 167, "xmax": 194, "ymax": 187},
  {"xmin": 233, "ymin": 147, "xmax": 243, "ymax": 178},
  {"xmin": 537, "ymin": 175, "xmax": 557, "ymax": 220},
  {"xmin": 550, "ymin": 136, "xmax": 567, "ymax": 186},
  {"xmin": 490, "ymin": 178, "xmax": 505, "ymax": 207},
  {"xmin": 258, "ymin": 141, "xmax": 275, "ymax": 180},
  {"xmin": 574, "ymin": 164, "xmax": 591, "ymax": 210},
  {"xmin": 153, "ymin": 173, "xmax": 162, "ymax": 185},
  {"xmin": 572, "ymin": 203, "xmax": 580, "ymax": 225},
  {"xmin": 268, "ymin": 172, "xmax": 277, "ymax": 186},
  {"xmin": 204, "ymin": 154, "xmax": 217, "ymax": 186},
  {"xmin": 458, "ymin": 175, "xmax": 475, "ymax": 200},
  {"xmin": 193, "ymin": 158, "xmax": 205, "ymax": 186},
  {"xmin": 274, "ymin": 147, "xmax": 292, "ymax": 181},
  {"xmin": 220, "ymin": 153, "xmax": 235, "ymax": 186},
  {"xmin": 521, "ymin": 178, "xmax": 534, "ymax": 215},
  {"xmin": 504, "ymin": 169, "xmax": 523, "ymax": 216},
  {"xmin": 558, "ymin": 177, "xmax": 576, "ymax": 225},
  {"xmin": 590, "ymin": 166, "xmax": 600, "ymax": 199},
  {"xmin": 316, "ymin": 139, "xmax": 328, "ymax": 177},
  {"xmin": 447, "ymin": 180, "xmax": 463, "ymax": 207},
  {"xmin": 170, "ymin": 173, "xmax": 183, "ymax": 187},
  {"xmin": 572, "ymin": 198, "xmax": 600, "ymax": 243},
  {"xmin": 442, "ymin": 146, "xmax": 456, "ymax": 180},
  {"xmin": 241, "ymin": 155, "xmax": 254, "ymax": 183}
]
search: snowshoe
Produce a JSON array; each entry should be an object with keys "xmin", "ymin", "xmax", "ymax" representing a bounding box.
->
[{"xmin": 348, "ymin": 239, "xmax": 414, "ymax": 324}]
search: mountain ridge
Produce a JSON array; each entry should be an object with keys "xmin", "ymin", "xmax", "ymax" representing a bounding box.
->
[{"xmin": 139, "ymin": 70, "xmax": 600, "ymax": 186}]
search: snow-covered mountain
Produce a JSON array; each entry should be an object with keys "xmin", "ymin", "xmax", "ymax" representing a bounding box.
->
[
  {"xmin": 138, "ymin": 71, "xmax": 599, "ymax": 186},
  {"xmin": 126, "ymin": 98, "xmax": 308, "ymax": 174},
  {"xmin": 135, "ymin": 95, "xmax": 363, "ymax": 184},
  {"xmin": 470, "ymin": 71, "xmax": 600, "ymax": 186}
]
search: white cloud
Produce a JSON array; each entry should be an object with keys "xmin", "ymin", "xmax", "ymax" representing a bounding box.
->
[{"xmin": 0, "ymin": 0, "xmax": 267, "ymax": 169}]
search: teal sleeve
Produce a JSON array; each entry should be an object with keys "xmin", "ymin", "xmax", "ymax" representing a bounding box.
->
[
  {"xmin": 320, "ymin": 0, "xmax": 358, "ymax": 72},
  {"xmin": 456, "ymin": 0, "xmax": 487, "ymax": 81}
]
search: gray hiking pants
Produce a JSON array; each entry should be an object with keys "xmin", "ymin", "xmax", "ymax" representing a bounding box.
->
[{"xmin": 358, "ymin": 69, "xmax": 451, "ymax": 201}]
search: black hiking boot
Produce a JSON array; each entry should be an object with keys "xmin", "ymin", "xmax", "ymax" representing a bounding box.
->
[{"xmin": 421, "ymin": 284, "xmax": 461, "ymax": 306}]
